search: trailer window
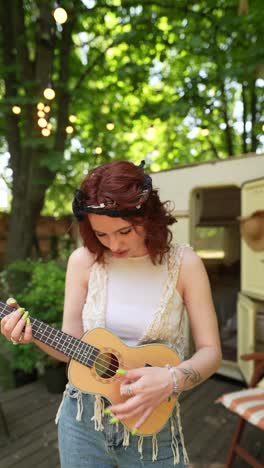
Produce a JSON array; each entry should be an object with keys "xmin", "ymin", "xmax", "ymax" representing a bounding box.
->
[{"xmin": 195, "ymin": 227, "xmax": 225, "ymax": 259}]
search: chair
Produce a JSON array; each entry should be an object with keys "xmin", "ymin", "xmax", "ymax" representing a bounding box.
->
[{"xmin": 217, "ymin": 352, "xmax": 264, "ymax": 468}]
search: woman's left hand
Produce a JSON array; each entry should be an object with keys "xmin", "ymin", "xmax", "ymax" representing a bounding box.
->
[{"xmin": 109, "ymin": 367, "xmax": 174, "ymax": 429}]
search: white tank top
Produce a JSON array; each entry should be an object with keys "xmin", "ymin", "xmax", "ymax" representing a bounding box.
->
[
  {"xmin": 82, "ymin": 244, "xmax": 188, "ymax": 359},
  {"xmin": 105, "ymin": 254, "xmax": 168, "ymax": 346}
]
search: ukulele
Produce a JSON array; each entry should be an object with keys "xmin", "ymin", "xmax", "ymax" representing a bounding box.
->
[{"xmin": 0, "ymin": 301, "xmax": 181, "ymax": 436}]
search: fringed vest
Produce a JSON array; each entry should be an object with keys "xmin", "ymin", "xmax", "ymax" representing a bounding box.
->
[{"xmin": 56, "ymin": 244, "xmax": 189, "ymax": 465}]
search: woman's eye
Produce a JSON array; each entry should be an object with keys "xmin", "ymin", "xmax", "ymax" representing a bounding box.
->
[
  {"xmin": 96, "ymin": 233, "xmax": 106, "ymax": 237},
  {"xmin": 120, "ymin": 229, "xmax": 132, "ymax": 235}
]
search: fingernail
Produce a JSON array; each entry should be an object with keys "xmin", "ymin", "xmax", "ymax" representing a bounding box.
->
[
  {"xmin": 17, "ymin": 307, "xmax": 25, "ymax": 314},
  {"xmin": 131, "ymin": 428, "xmax": 138, "ymax": 435},
  {"xmin": 22, "ymin": 311, "xmax": 29, "ymax": 320},
  {"xmin": 116, "ymin": 368, "xmax": 126, "ymax": 375},
  {"xmin": 104, "ymin": 408, "xmax": 112, "ymax": 415},
  {"xmin": 6, "ymin": 298, "xmax": 16, "ymax": 306},
  {"xmin": 27, "ymin": 318, "xmax": 31, "ymax": 326},
  {"xmin": 109, "ymin": 417, "xmax": 119, "ymax": 424}
]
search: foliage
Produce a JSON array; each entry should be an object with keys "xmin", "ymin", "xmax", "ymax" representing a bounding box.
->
[
  {"xmin": 0, "ymin": 0, "xmax": 263, "ymax": 260},
  {"xmin": 0, "ymin": 259, "xmax": 66, "ymax": 373}
]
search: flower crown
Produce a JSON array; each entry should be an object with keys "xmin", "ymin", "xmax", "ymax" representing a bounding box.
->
[{"xmin": 72, "ymin": 161, "xmax": 152, "ymax": 221}]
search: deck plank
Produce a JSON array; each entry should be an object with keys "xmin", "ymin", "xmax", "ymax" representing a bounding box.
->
[{"xmin": 0, "ymin": 376, "xmax": 263, "ymax": 467}]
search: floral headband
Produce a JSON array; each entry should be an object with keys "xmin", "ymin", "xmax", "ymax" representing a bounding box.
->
[{"xmin": 72, "ymin": 160, "xmax": 152, "ymax": 221}]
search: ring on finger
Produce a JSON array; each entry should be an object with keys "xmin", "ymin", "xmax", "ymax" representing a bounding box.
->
[
  {"xmin": 11, "ymin": 336, "xmax": 22, "ymax": 345},
  {"xmin": 127, "ymin": 384, "xmax": 134, "ymax": 396}
]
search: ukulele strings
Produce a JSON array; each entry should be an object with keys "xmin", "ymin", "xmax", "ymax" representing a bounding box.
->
[{"xmin": 0, "ymin": 302, "xmax": 149, "ymax": 383}]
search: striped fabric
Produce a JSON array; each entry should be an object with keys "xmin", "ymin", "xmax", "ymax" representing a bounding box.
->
[{"xmin": 217, "ymin": 387, "xmax": 264, "ymax": 430}]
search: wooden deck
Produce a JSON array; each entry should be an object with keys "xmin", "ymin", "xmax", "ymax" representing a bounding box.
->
[{"xmin": 0, "ymin": 375, "xmax": 263, "ymax": 467}]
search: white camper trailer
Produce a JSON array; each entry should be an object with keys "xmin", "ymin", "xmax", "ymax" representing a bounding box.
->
[{"xmin": 151, "ymin": 153, "xmax": 264, "ymax": 383}]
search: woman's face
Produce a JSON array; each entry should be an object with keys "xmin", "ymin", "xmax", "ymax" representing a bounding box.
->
[{"xmin": 88, "ymin": 214, "xmax": 148, "ymax": 258}]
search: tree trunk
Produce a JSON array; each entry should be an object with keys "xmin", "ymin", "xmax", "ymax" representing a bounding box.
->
[
  {"xmin": 1, "ymin": 0, "xmax": 74, "ymax": 265},
  {"xmin": 241, "ymin": 82, "xmax": 248, "ymax": 154},
  {"xmin": 220, "ymin": 82, "xmax": 234, "ymax": 157},
  {"xmin": 5, "ymin": 162, "xmax": 55, "ymax": 264},
  {"xmin": 250, "ymin": 79, "xmax": 257, "ymax": 152}
]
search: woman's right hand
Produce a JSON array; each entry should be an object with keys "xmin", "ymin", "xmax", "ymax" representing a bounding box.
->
[{"xmin": 0, "ymin": 298, "xmax": 33, "ymax": 344}]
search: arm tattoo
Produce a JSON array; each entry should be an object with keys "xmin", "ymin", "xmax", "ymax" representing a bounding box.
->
[{"xmin": 178, "ymin": 366, "xmax": 202, "ymax": 388}]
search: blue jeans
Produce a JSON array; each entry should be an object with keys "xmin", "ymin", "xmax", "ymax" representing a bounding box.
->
[{"xmin": 57, "ymin": 385, "xmax": 188, "ymax": 468}]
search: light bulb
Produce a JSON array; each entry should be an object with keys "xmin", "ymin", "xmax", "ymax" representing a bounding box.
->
[
  {"xmin": 53, "ymin": 7, "xmax": 68, "ymax": 24},
  {"xmin": 38, "ymin": 118, "xmax": 48, "ymax": 128},
  {"xmin": 69, "ymin": 114, "xmax": 77, "ymax": 123},
  {"xmin": 44, "ymin": 105, "xmax": 51, "ymax": 113},
  {"xmin": 66, "ymin": 125, "xmax": 74, "ymax": 134},
  {"xmin": 12, "ymin": 106, "xmax": 21, "ymax": 114},
  {"xmin": 200, "ymin": 128, "xmax": 209, "ymax": 137},
  {"xmin": 37, "ymin": 110, "xmax": 45, "ymax": 118},
  {"xmin": 106, "ymin": 122, "xmax": 115, "ymax": 131},
  {"xmin": 47, "ymin": 123, "xmax": 52, "ymax": 130},
  {"xmin": 42, "ymin": 128, "xmax": 51, "ymax": 137},
  {"xmin": 95, "ymin": 146, "xmax": 103, "ymax": 154},
  {"xmin": 43, "ymin": 87, "xmax": 55, "ymax": 100},
  {"xmin": 37, "ymin": 102, "xmax": 45, "ymax": 110}
]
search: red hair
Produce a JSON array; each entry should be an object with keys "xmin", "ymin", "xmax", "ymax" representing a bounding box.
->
[{"xmin": 78, "ymin": 161, "xmax": 176, "ymax": 264}]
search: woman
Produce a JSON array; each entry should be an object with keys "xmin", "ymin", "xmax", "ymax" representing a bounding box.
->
[{"xmin": 1, "ymin": 160, "xmax": 222, "ymax": 467}]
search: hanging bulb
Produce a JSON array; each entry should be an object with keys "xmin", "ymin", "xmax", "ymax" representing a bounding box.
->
[
  {"xmin": 47, "ymin": 122, "xmax": 52, "ymax": 130},
  {"xmin": 42, "ymin": 128, "xmax": 51, "ymax": 137},
  {"xmin": 66, "ymin": 125, "xmax": 74, "ymax": 134},
  {"xmin": 53, "ymin": 7, "xmax": 68, "ymax": 24},
  {"xmin": 37, "ymin": 102, "xmax": 45, "ymax": 110},
  {"xmin": 69, "ymin": 114, "xmax": 77, "ymax": 123},
  {"xmin": 37, "ymin": 110, "xmax": 45, "ymax": 118},
  {"xmin": 200, "ymin": 127, "xmax": 209, "ymax": 137},
  {"xmin": 106, "ymin": 121, "xmax": 115, "ymax": 131},
  {"xmin": 12, "ymin": 106, "xmax": 21, "ymax": 114},
  {"xmin": 43, "ymin": 85, "xmax": 55, "ymax": 100},
  {"xmin": 95, "ymin": 146, "xmax": 103, "ymax": 154},
  {"xmin": 44, "ymin": 105, "xmax": 51, "ymax": 113},
  {"xmin": 38, "ymin": 118, "xmax": 48, "ymax": 128}
]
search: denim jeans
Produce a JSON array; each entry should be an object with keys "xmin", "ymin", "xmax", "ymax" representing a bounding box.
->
[{"xmin": 57, "ymin": 385, "xmax": 188, "ymax": 468}]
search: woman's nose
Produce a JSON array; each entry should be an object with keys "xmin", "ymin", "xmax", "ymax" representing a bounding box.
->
[{"xmin": 109, "ymin": 236, "xmax": 120, "ymax": 252}]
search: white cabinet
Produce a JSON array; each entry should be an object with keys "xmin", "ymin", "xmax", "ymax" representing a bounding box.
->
[
  {"xmin": 238, "ymin": 293, "xmax": 264, "ymax": 384},
  {"xmin": 241, "ymin": 178, "xmax": 264, "ymax": 301}
]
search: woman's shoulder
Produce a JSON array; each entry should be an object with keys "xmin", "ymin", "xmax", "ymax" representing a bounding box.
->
[
  {"xmin": 67, "ymin": 246, "xmax": 95, "ymax": 270},
  {"xmin": 170, "ymin": 243, "xmax": 203, "ymax": 275}
]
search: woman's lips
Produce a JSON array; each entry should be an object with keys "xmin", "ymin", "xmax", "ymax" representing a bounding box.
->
[{"xmin": 112, "ymin": 250, "xmax": 129, "ymax": 257}]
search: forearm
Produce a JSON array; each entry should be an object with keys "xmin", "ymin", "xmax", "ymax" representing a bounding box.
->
[
  {"xmin": 33, "ymin": 338, "xmax": 69, "ymax": 363},
  {"xmin": 173, "ymin": 346, "xmax": 222, "ymax": 392}
]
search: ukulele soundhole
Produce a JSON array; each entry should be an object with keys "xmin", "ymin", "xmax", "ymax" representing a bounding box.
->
[{"xmin": 94, "ymin": 352, "xmax": 119, "ymax": 379}]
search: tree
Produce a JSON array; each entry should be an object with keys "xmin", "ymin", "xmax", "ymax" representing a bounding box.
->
[{"xmin": 1, "ymin": 0, "xmax": 263, "ymax": 265}]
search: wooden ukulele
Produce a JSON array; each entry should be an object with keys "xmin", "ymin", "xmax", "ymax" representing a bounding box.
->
[{"xmin": 0, "ymin": 301, "xmax": 181, "ymax": 436}]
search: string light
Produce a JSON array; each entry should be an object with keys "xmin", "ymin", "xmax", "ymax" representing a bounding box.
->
[
  {"xmin": 12, "ymin": 106, "xmax": 21, "ymax": 114},
  {"xmin": 43, "ymin": 86, "xmax": 55, "ymax": 100},
  {"xmin": 44, "ymin": 105, "xmax": 51, "ymax": 113},
  {"xmin": 37, "ymin": 110, "xmax": 45, "ymax": 118},
  {"xmin": 262, "ymin": 124, "xmax": 264, "ymax": 132},
  {"xmin": 106, "ymin": 121, "xmax": 115, "ymax": 131},
  {"xmin": 37, "ymin": 102, "xmax": 45, "ymax": 110},
  {"xmin": 38, "ymin": 118, "xmax": 48, "ymax": 128},
  {"xmin": 200, "ymin": 127, "xmax": 209, "ymax": 137},
  {"xmin": 47, "ymin": 122, "xmax": 52, "ymax": 130},
  {"xmin": 69, "ymin": 114, "xmax": 77, "ymax": 123},
  {"xmin": 53, "ymin": 7, "xmax": 68, "ymax": 24},
  {"xmin": 95, "ymin": 146, "xmax": 103, "ymax": 154},
  {"xmin": 66, "ymin": 125, "xmax": 74, "ymax": 134},
  {"xmin": 41, "ymin": 128, "xmax": 51, "ymax": 137}
]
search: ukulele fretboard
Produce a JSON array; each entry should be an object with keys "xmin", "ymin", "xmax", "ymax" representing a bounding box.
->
[{"xmin": 0, "ymin": 301, "xmax": 100, "ymax": 368}]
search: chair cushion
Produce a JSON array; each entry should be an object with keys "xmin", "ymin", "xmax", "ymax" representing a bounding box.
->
[{"xmin": 217, "ymin": 388, "xmax": 264, "ymax": 430}]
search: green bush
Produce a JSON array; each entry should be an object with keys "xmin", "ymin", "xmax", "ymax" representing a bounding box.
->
[{"xmin": 0, "ymin": 259, "xmax": 66, "ymax": 373}]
